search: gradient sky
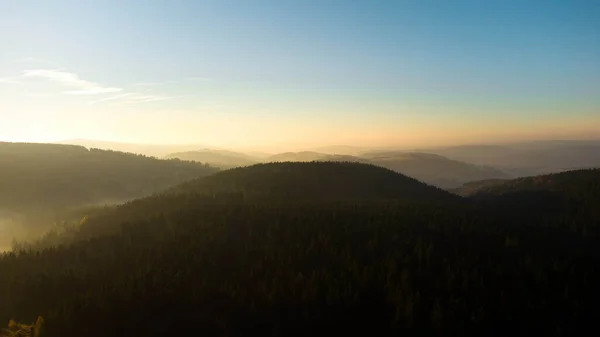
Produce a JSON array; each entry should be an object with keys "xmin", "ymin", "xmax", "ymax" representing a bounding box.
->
[{"xmin": 1, "ymin": 0, "xmax": 599, "ymax": 151}]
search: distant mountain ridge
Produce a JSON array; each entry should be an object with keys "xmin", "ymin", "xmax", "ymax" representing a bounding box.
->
[
  {"xmin": 266, "ymin": 151, "xmax": 330, "ymax": 162},
  {"xmin": 165, "ymin": 149, "xmax": 258, "ymax": 169},
  {"xmin": 359, "ymin": 151, "xmax": 511, "ymax": 188},
  {"xmin": 55, "ymin": 139, "xmax": 209, "ymax": 158},
  {"xmin": 423, "ymin": 140, "xmax": 600, "ymax": 177}
]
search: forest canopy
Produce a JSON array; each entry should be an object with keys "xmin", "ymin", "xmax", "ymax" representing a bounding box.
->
[{"xmin": 2, "ymin": 163, "xmax": 599, "ymax": 336}]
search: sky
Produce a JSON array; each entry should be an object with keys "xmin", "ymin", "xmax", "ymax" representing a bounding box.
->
[{"xmin": 1, "ymin": 0, "xmax": 599, "ymax": 151}]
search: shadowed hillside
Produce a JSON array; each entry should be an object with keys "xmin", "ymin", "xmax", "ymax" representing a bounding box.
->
[
  {"xmin": 168, "ymin": 161, "xmax": 459, "ymax": 203},
  {"xmin": 449, "ymin": 179, "xmax": 510, "ymax": 196},
  {"xmin": 3, "ymin": 167, "xmax": 600, "ymax": 336},
  {"xmin": 460, "ymin": 169, "xmax": 600, "ymax": 225},
  {"xmin": 467, "ymin": 168, "xmax": 600, "ymax": 200}
]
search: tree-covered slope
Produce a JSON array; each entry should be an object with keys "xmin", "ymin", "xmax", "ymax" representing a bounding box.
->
[
  {"xmin": 449, "ymin": 179, "xmax": 511, "ymax": 196},
  {"xmin": 462, "ymin": 169, "xmax": 600, "ymax": 223},
  {"xmin": 467, "ymin": 168, "xmax": 600, "ymax": 199},
  {"xmin": 3, "ymin": 195, "xmax": 600, "ymax": 337},
  {"xmin": 0, "ymin": 142, "xmax": 218, "ymax": 212},
  {"xmin": 3, "ymin": 165, "xmax": 600, "ymax": 336},
  {"xmin": 168, "ymin": 161, "xmax": 459, "ymax": 203}
]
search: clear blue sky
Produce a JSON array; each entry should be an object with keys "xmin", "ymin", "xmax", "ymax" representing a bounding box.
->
[{"xmin": 1, "ymin": 0, "xmax": 599, "ymax": 150}]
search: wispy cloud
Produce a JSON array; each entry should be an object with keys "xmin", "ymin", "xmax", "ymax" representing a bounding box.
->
[
  {"xmin": 12, "ymin": 60, "xmax": 179, "ymax": 104},
  {"xmin": 131, "ymin": 95, "xmax": 171, "ymax": 103},
  {"xmin": 89, "ymin": 93, "xmax": 134, "ymax": 105},
  {"xmin": 22, "ymin": 69, "xmax": 122, "ymax": 95},
  {"xmin": 120, "ymin": 94, "xmax": 172, "ymax": 105},
  {"xmin": 89, "ymin": 93, "xmax": 171, "ymax": 106}
]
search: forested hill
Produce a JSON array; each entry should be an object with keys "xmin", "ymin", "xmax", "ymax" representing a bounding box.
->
[
  {"xmin": 459, "ymin": 169, "xmax": 600, "ymax": 221},
  {"xmin": 3, "ymin": 169, "xmax": 600, "ymax": 336},
  {"xmin": 0, "ymin": 142, "xmax": 218, "ymax": 212},
  {"xmin": 167, "ymin": 161, "xmax": 460, "ymax": 203},
  {"xmin": 467, "ymin": 168, "xmax": 600, "ymax": 199}
]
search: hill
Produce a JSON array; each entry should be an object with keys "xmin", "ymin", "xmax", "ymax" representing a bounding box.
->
[
  {"xmin": 263, "ymin": 151, "xmax": 509, "ymax": 189},
  {"xmin": 4, "ymin": 167, "xmax": 600, "ymax": 336},
  {"xmin": 55, "ymin": 139, "xmax": 208, "ymax": 158},
  {"xmin": 168, "ymin": 161, "xmax": 458, "ymax": 203},
  {"xmin": 0, "ymin": 142, "xmax": 218, "ymax": 213},
  {"xmin": 467, "ymin": 168, "xmax": 600, "ymax": 201},
  {"xmin": 165, "ymin": 149, "xmax": 259, "ymax": 169},
  {"xmin": 456, "ymin": 169, "xmax": 600, "ymax": 226}
]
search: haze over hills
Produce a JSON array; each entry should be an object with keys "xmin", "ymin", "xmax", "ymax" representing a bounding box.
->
[
  {"xmin": 266, "ymin": 151, "xmax": 330, "ymax": 162},
  {"xmin": 54, "ymin": 139, "xmax": 210, "ymax": 158},
  {"xmin": 58, "ymin": 138, "xmax": 600, "ymax": 184},
  {"xmin": 108, "ymin": 138, "xmax": 600, "ymax": 189},
  {"xmin": 164, "ymin": 149, "xmax": 259, "ymax": 169},
  {"xmin": 359, "ymin": 151, "xmax": 511, "ymax": 188},
  {"xmin": 422, "ymin": 140, "xmax": 600, "ymax": 177},
  {"xmin": 309, "ymin": 145, "xmax": 371, "ymax": 156}
]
